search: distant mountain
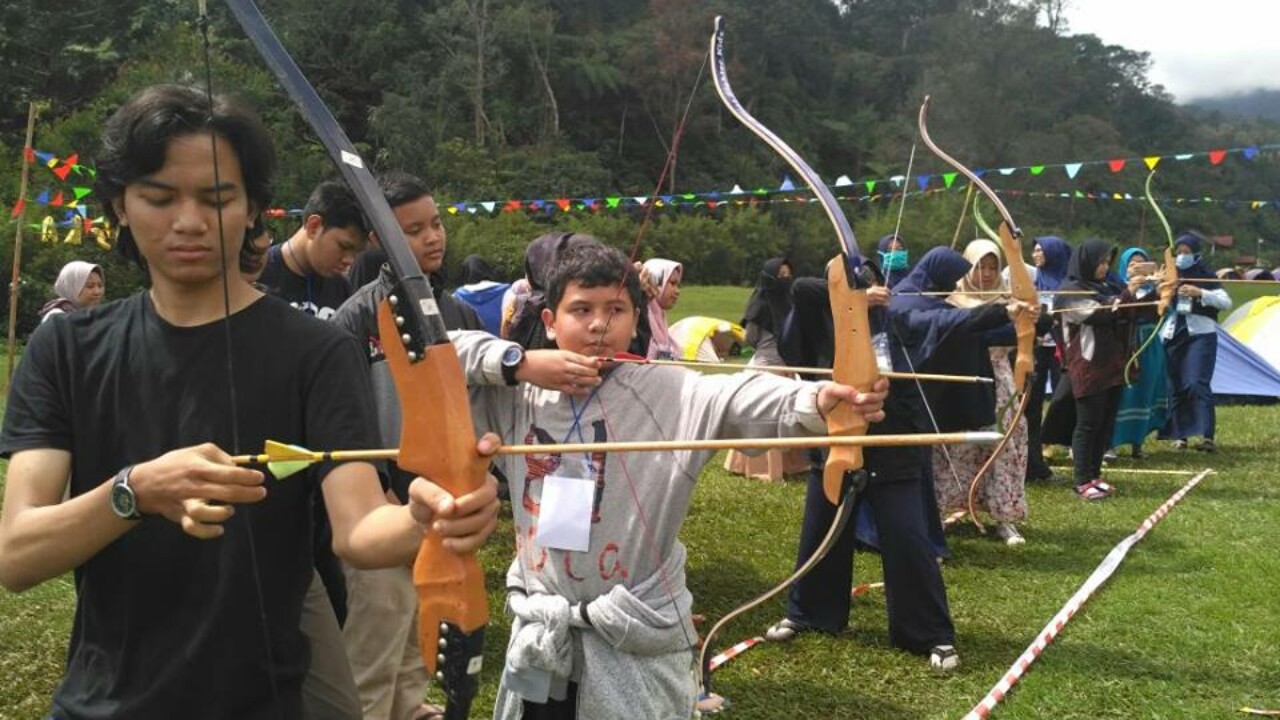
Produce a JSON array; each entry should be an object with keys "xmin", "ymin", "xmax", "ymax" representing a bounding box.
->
[{"xmin": 1189, "ymin": 89, "xmax": 1280, "ymax": 122}]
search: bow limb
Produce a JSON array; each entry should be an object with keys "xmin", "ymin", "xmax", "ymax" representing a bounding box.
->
[
  {"xmin": 697, "ymin": 16, "xmax": 874, "ymax": 694},
  {"xmin": 918, "ymin": 96, "xmax": 1036, "ymax": 530},
  {"xmin": 221, "ymin": 2, "xmax": 487, "ymax": 715},
  {"xmin": 1125, "ymin": 171, "xmax": 1177, "ymax": 386}
]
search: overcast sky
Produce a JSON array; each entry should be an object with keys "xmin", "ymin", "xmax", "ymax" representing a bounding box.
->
[{"xmin": 1061, "ymin": 0, "xmax": 1277, "ymax": 102}]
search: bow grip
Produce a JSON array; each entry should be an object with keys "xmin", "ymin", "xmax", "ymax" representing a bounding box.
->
[
  {"xmin": 377, "ymin": 301, "xmax": 489, "ymax": 717},
  {"xmin": 1157, "ymin": 247, "xmax": 1178, "ymax": 316},
  {"xmin": 823, "ymin": 257, "xmax": 877, "ymax": 504}
]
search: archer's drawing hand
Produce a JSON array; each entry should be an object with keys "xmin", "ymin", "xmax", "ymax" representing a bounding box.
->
[
  {"xmin": 131, "ymin": 443, "xmax": 267, "ymax": 540},
  {"xmin": 867, "ymin": 285, "xmax": 892, "ymax": 307},
  {"xmin": 522, "ymin": 349, "xmax": 601, "ymax": 397},
  {"xmin": 1007, "ymin": 299, "xmax": 1039, "ymax": 322},
  {"xmin": 817, "ymin": 377, "xmax": 890, "ymax": 424},
  {"xmin": 407, "ymin": 432, "xmax": 502, "ymax": 554}
]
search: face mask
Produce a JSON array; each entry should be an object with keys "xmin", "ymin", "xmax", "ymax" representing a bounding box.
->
[
  {"xmin": 1175, "ymin": 253, "xmax": 1196, "ymax": 270},
  {"xmin": 880, "ymin": 249, "xmax": 909, "ymax": 272}
]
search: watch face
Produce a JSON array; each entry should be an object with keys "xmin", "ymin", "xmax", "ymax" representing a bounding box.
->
[
  {"xmin": 111, "ymin": 483, "xmax": 138, "ymax": 519},
  {"xmin": 502, "ymin": 347, "xmax": 523, "ymax": 367}
]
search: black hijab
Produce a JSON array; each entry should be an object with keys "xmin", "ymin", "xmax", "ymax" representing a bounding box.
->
[
  {"xmin": 741, "ymin": 257, "xmax": 793, "ymax": 333},
  {"xmin": 1060, "ymin": 238, "xmax": 1123, "ymax": 298}
]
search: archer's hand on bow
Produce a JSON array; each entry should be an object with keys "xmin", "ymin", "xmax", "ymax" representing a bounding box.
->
[
  {"xmin": 407, "ymin": 432, "xmax": 503, "ymax": 555},
  {"xmin": 817, "ymin": 377, "xmax": 890, "ymax": 425},
  {"xmin": 519, "ymin": 349, "xmax": 602, "ymax": 397},
  {"xmin": 131, "ymin": 443, "xmax": 268, "ymax": 540},
  {"xmin": 1005, "ymin": 299, "xmax": 1041, "ymax": 323}
]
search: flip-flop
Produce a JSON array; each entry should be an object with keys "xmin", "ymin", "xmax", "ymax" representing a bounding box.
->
[
  {"xmin": 412, "ymin": 704, "xmax": 445, "ymax": 720},
  {"xmin": 1075, "ymin": 480, "xmax": 1111, "ymax": 501},
  {"xmin": 696, "ymin": 692, "xmax": 730, "ymax": 715}
]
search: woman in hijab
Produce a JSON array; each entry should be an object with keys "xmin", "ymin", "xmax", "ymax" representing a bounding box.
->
[
  {"xmin": 1024, "ymin": 235, "xmax": 1071, "ymax": 481},
  {"xmin": 1053, "ymin": 239, "xmax": 1145, "ymax": 500},
  {"xmin": 1109, "ymin": 247, "xmax": 1169, "ymax": 458},
  {"xmin": 40, "ymin": 261, "xmax": 105, "ymax": 322},
  {"xmin": 890, "ymin": 247, "xmax": 1036, "ymax": 553},
  {"xmin": 765, "ymin": 261, "xmax": 964, "ymax": 673},
  {"xmin": 726, "ymin": 257, "xmax": 804, "ymax": 479},
  {"xmin": 503, "ymin": 232, "xmax": 599, "ymax": 349},
  {"xmin": 876, "ymin": 233, "xmax": 911, "ymax": 289},
  {"xmin": 937, "ymin": 239, "xmax": 1032, "ymax": 545},
  {"xmin": 639, "ymin": 258, "xmax": 682, "ymax": 359},
  {"xmin": 740, "ymin": 257, "xmax": 794, "ymax": 367},
  {"xmin": 1159, "ymin": 231, "xmax": 1232, "ymax": 452}
]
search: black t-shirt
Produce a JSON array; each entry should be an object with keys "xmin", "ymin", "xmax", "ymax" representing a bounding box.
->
[
  {"xmin": 258, "ymin": 244, "xmax": 353, "ymax": 320},
  {"xmin": 0, "ymin": 293, "xmax": 379, "ymax": 720}
]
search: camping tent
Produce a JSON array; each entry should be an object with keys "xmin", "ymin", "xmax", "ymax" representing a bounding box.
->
[
  {"xmin": 1212, "ymin": 326, "xmax": 1280, "ymax": 398},
  {"xmin": 667, "ymin": 316, "xmax": 746, "ymax": 361},
  {"xmin": 1222, "ymin": 296, "xmax": 1280, "ymax": 372}
]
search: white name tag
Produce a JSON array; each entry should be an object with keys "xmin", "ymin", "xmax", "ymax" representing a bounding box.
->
[{"xmin": 534, "ymin": 475, "xmax": 594, "ymax": 552}]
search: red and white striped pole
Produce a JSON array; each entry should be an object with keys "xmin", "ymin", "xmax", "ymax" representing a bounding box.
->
[{"xmin": 962, "ymin": 468, "xmax": 1214, "ymax": 720}]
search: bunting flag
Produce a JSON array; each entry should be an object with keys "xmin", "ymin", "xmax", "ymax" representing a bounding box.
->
[
  {"xmin": 1108, "ymin": 158, "xmax": 1126, "ymax": 173},
  {"xmin": 9, "ymin": 198, "xmax": 25, "ymax": 219},
  {"xmin": 1064, "ymin": 162, "xmax": 1083, "ymax": 179}
]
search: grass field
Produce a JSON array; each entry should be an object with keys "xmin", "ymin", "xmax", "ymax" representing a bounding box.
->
[{"xmin": 1, "ymin": 285, "xmax": 1278, "ymax": 719}]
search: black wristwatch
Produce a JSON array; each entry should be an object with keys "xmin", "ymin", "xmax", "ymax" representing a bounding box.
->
[
  {"xmin": 500, "ymin": 345, "xmax": 525, "ymax": 386},
  {"xmin": 109, "ymin": 465, "xmax": 142, "ymax": 520}
]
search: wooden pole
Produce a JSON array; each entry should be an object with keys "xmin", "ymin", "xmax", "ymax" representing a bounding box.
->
[{"xmin": 6, "ymin": 102, "xmax": 37, "ymax": 389}]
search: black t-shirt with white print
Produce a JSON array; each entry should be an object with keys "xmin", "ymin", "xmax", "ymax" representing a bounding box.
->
[{"xmin": 258, "ymin": 244, "xmax": 353, "ymax": 319}]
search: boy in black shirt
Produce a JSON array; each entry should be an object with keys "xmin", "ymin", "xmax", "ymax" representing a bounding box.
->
[
  {"xmin": 0, "ymin": 84, "xmax": 500, "ymax": 720},
  {"xmin": 258, "ymin": 179, "xmax": 368, "ymax": 319}
]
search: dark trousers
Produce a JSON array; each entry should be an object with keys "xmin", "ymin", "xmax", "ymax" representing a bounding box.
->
[
  {"xmin": 1072, "ymin": 386, "xmax": 1123, "ymax": 486},
  {"xmin": 1024, "ymin": 345, "xmax": 1059, "ymax": 480},
  {"xmin": 785, "ymin": 459, "xmax": 954, "ymax": 654},
  {"xmin": 1164, "ymin": 330, "xmax": 1218, "ymax": 441}
]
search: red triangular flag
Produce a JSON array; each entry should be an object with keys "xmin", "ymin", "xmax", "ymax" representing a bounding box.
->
[
  {"xmin": 1107, "ymin": 159, "xmax": 1126, "ymax": 173},
  {"xmin": 62, "ymin": 153, "xmax": 78, "ymax": 168},
  {"xmin": 1208, "ymin": 149, "xmax": 1227, "ymax": 165},
  {"xmin": 9, "ymin": 198, "xmax": 25, "ymax": 218},
  {"xmin": 52, "ymin": 164, "xmax": 72, "ymax": 181},
  {"xmin": 50, "ymin": 191, "xmax": 65, "ymax": 206},
  {"xmin": 23, "ymin": 147, "xmax": 34, "ymax": 164}
]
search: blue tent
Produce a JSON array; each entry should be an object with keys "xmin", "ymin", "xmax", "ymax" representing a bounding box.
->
[{"xmin": 1212, "ymin": 326, "xmax": 1280, "ymax": 399}]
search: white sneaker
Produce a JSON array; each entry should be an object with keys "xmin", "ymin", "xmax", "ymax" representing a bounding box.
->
[
  {"xmin": 995, "ymin": 523, "xmax": 1025, "ymax": 546},
  {"xmin": 929, "ymin": 644, "xmax": 960, "ymax": 672}
]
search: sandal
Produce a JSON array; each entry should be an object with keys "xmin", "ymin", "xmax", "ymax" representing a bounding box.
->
[
  {"xmin": 1075, "ymin": 479, "xmax": 1111, "ymax": 501},
  {"xmin": 412, "ymin": 704, "xmax": 445, "ymax": 720},
  {"xmin": 696, "ymin": 692, "xmax": 730, "ymax": 715},
  {"xmin": 764, "ymin": 617, "xmax": 807, "ymax": 643},
  {"xmin": 929, "ymin": 644, "xmax": 960, "ymax": 673}
]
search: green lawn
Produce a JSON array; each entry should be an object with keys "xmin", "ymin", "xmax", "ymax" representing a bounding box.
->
[{"xmin": 2, "ymin": 286, "xmax": 1279, "ymax": 719}]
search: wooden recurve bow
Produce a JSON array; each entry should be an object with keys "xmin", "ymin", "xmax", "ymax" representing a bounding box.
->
[
  {"xmin": 696, "ymin": 16, "xmax": 879, "ymax": 696},
  {"xmin": 221, "ymin": 2, "xmax": 488, "ymax": 716},
  {"xmin": 918, "ymin": 96, "xmax": 1036, "ymax": 531}
]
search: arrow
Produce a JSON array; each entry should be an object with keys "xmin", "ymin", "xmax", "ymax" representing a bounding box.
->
[
  {"xmin": 1049, "ymin": 300, "xmax": 1160, "ymax": 315},
  {"xmin": 607, "ymin": 356, "xmax": 994, "ymax": 384},
  {"xmin": 237, "ymin": 433, "xmax": 1004, "ymax": 479}
]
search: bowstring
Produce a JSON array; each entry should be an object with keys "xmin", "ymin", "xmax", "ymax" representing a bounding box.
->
[
  {"xmin": 197, "ymin": 3, "xmax": 281, "ymax": 713},
  {"xmin": 888, "ymin": 144, "xmax": 966, "ymax": 496}
]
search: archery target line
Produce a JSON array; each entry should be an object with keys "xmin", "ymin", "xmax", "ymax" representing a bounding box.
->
[{"xmin": 962, "ymin": 467, "xmax": 1214, "ymax": 720}]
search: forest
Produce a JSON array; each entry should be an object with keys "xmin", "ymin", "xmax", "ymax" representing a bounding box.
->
[{"xmin": 2, "ymin": 0, "xmax": 1278, "ymax": 334}]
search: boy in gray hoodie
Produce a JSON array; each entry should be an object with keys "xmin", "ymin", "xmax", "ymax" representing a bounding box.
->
[{"xmin": 451, "ymin": 243, "xmax": 888, "ymax": 719}]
